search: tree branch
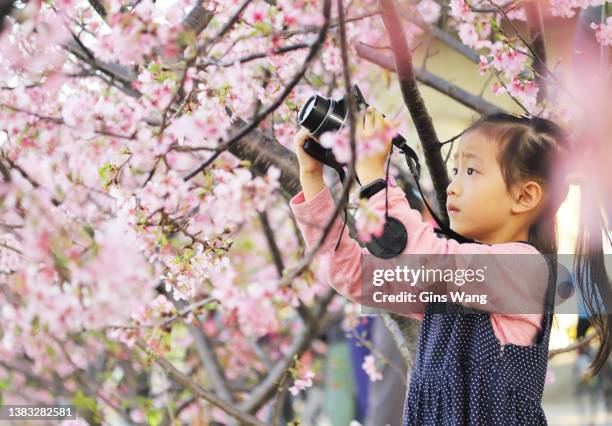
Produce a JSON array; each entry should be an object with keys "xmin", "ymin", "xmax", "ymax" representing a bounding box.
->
[
  {"xmin": 182, "ymin": 0, "xmax": 214, "ymax": 35},
  {"xmin": 135, "ymin": 338, "xmax": 268, "ymax": 426},
  {"xmin": 355, "ymin": 43, "xmax": 503, "ymax": 115},
  {"xmin": 548, "ymin": 332, "xmax": 597, "ymax": 359},
  {"xmin": 378, "ymin": 0, "xmax": 450, "ymax": 222},
  {"xmin": 524, "ymin": 0, "xmax": 548, "ymax": 102},
  {"xmin": 239, "ymin": 289, "xmax": 336, "ymax": 413},
  {"xmin": 161, "ymin": 290, "xmax": 235, "ymax": 405}
]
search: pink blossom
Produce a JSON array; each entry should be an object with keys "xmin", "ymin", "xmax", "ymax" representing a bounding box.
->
[
  {"xmin": 61, "ymin": 95, "xmax": 96, "ymax": 134},
  {"xmin": 479, "ymin": 54, "xmax": 491, "ymax": 75},
  {"xmin": 591, "ymin": 17, "xmax": 612, "ymax": 47},
  {"xmin": 246, "ymin": 3, "xmax": 268, "ymax": 23},
  {"xmin": 479, "ymin": 42, "xmax": 529, "ymax": 81},
  {"xmin": 77, "ymin": 218, "xmax": 157, "ymax": 329},
  {"xmin": 274, "ymin": 122, "xmax": 298, "ymax": 150},
  {"xmin": 549, "ymin": 0, "xmax": 578, "ymax": 18},
  {"xmin": 277, "ymin": 0, "xmax": 325, "ymax": 27},
  {"xmin": 209, "ymin": 265, "xmax": 281, "ymax": 338},
  {"xmin": 321, "ymin": 41, "xmax": 343, "ymax": 74},
  {"xmin": 417, "ymin": 0, "xmax": 442, "ymax": 24},
  {"xmin": 289, "ymin": 370, "xmax": 315, "ymax": 395},
  {"xmin": 449, "ymin": 0, "xmax": 472, "ymax": 19},
  {"xmin": 506, "ymin": 7, "xmax": 527, "ymax": 21},
  {"xmin": 458, "ymin": 23, "xmax": 479, "ymax": 49},
  {"xmin": 169, "ymin": 104, "xmax": 230, "ymax": 145},
  {"xmin": 362, "ymin": 354, "xmax": 383, "ymax": 382},
  {"xmin": 0, "ymin": 233, "xmax": 24, "ymax": 273},
  {"xmin": 356, "ymin": 200, "xmax": 386, "ymax": 243},
  {"xmin": 356, "ymin": 109, "xmax": 402, "ymax": 160},
  {"xmin": 138, "ymin": 169, "xmax": 198, "ymax": 215},
  {"xmin": 130, "ymin": 409, "xmax": 146, "ymax": 423},
  {"xmin": 507, "ymin": 76, "xmax": 538, "ymax": 112},
  {"xmin": 278, "ymin": 0, "xmax": 327, "ymax": 28},
  {"xmin": 491, "ymin": 81, "xmax": 506, "ymax": 95},
  {"xmin": 320, "ymin": 130, "xmax": 351, "ymax": 164}
]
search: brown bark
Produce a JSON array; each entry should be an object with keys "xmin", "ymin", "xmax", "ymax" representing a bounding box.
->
[
  {"xmin": 229, "ymin": 117, "xmax": 302, "ymax": 197},
  {"xmin": 355, "ymin": 43, "xmax": 504, "ymax": 115},
  {"xmin": 525, "ymin": 1, "xmax": 547, "ymax": 102},
  {"xmin": 378, "ymin": 0, "xmax": 450, "ymax": 223}
]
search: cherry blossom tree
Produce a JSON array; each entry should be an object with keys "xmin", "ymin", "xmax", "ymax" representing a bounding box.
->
[{"xmin": 0, "ymin": 0, "xmax": 610, "ymax": 424}]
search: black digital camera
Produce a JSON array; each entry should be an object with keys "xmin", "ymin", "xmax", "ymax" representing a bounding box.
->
[{"xmin": 297, "ymin": 85, "xmax": 369, "ymax": 181}]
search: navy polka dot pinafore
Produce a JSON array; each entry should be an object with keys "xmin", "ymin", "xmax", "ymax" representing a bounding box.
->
[{"xmin": 402, "ymin": 256, "xmax": 556, "ymax": 425}]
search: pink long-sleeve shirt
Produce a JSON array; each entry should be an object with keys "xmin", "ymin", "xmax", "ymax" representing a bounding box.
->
[{"xmin": 289, "ymin": 179, "xmax": 548, "ymax": 346}]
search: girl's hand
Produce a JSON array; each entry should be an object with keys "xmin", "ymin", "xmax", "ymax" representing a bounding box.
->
[
  {"xmin": 355, "ymin": 106, "xmax": 394, "ymax": 185},
  {"xmin": 294, "ymin": 128, "xmax": 324, "ymax": 176}
]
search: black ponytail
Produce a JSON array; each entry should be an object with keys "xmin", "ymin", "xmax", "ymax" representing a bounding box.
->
[{"xmin": 574, "ymin": 182, "xmax": 612, "ymax": 376}]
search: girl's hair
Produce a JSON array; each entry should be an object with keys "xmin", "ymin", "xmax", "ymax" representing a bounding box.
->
[{"xmin": 464, "ymin": 112, "xmax": 611, "ymax": 376}]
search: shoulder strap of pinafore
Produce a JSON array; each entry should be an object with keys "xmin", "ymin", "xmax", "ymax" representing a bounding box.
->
[{"xmin": 537, "ymin": 253, "xmax": 557, "ymax": 345}]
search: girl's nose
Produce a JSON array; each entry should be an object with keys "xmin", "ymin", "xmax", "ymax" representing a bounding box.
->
[{"xmin": 447, "ymin": 179, "xmax": 459, "ymax": 197}]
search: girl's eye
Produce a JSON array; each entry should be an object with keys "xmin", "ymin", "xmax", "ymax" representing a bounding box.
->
[{"xmin": 451, "ymin": 167, "xmax": 476, "ymax": 175}]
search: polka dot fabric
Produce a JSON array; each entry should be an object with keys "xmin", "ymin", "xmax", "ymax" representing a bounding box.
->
[{"xmin": 402, "ymin": 284, "xmax": 554, "ymax": 425}]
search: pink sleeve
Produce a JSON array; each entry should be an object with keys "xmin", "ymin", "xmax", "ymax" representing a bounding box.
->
[{"xmin": 290, "ymin": 181, "xmax": 548, "ymax": 345}]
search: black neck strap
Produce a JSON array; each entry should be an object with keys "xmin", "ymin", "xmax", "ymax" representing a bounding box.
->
[
  {"xmin": 391, "ymin": 137, "xmax": 479, "ymax": 245},
  {"xmin": 332, "ymin": 134, "xmax": 480, "ymax": 251}
]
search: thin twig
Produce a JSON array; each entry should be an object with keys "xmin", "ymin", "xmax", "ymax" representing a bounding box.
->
[
  {"xmin": 183, "ymin": 0, "xmax": 333, "ymax": 180},
  {"xmin": 202, "ymin": 43, "xmax": 309, "ymax": 67},
  {"xmin": 1, "ymin": 103, "xmax": 135, "ymax": 140},
  {"xmin": 135, "ymin": 338, "xmax": 268, "ymax": 426},
  {"xmin": 548, "ymin": 332, "xmax": 597, "ymax": 359}
]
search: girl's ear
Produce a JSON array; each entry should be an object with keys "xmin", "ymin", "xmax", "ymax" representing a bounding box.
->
[{"xmin": 511, "ymin": 180, "xmax": 543, "ymax": 215}]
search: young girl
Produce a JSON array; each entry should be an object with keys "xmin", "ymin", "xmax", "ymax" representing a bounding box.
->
[{"xmin": 289, "ymin": 111, "xmax": 611, "ymax": 424}]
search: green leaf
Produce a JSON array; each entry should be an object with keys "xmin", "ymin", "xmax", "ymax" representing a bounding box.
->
[
  {"xmin": 253, "ymin": 22, "xmax": 273, "ymax": 35},
  {"xmin": 98, "ymin": 163, "xmax": 117, "ymax": 188},
  {"xmin": 175, "ymin": 247, "xmax": 195, "ymax": 264},
  {"xmin": 204, "ymin": 300, "xmax": 218, "ymax": 311},
  {"xmin": 73, "ymin": 389, "xmax": 102, "ymax": 421},
  {"xmin": 83, "ymin": 224, "xmax": 95, "ymax": 238},
  {"xmin": 0, "ymin": 377, "xmax": 10, "ymax": 406},
  {"xmin": 489, "ymin": 17, "xmax": 499, "ymax": 31},
  {"xmin": 146, "ymin": 407, "xmax": 164, "ymax": 426}
]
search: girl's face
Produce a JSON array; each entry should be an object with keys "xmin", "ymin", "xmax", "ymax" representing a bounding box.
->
[{"xmin": 446, "ymin": 130, "xmax": 519, "ymax": 244}]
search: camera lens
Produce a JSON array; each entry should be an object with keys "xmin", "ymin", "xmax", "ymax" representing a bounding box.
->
[
  {"xmin": 298, "ymin": 94, "xmax": 334, "ymax": 135},
  {"xmin": 299, "ymin": 97, "xmax": 316, "ymax": 122}
]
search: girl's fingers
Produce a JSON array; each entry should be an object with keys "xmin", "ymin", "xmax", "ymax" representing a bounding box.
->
[
  {"xmin": 374, "ymin": 110, "xmax": 384, "ymax": 128},
  {"xmin": 357, "ymin": 109, "xmax": 368, "ymax": 136},
  {"xmin": 369, "ymin": 107, "xmax": 376, "ymax": 129},
  {"xmin": 357, "ymin": 106, "xmax": 393, "ymax": 135},
  {"xmin": 295, "ymin": 128, "xmax": 314, "ymax": 147}
]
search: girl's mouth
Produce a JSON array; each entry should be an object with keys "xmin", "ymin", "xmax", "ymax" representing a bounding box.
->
[{"xmin": 447, "ymin": 204, "xmax": 460, "ymax": 215}]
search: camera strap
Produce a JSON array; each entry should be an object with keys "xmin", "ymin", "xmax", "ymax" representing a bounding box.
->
[
  {"xmin": 331, "ymin": 135, "xmax": 479, "ymax": 256},
  {"xmin": 391, "ymin": 137, "xmax": 478, "ymax": 245}
]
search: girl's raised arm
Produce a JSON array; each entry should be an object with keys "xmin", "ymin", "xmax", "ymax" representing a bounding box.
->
[{"xmin": 290, "ymin": 184, "xmax": 426, "ymax": 320}]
